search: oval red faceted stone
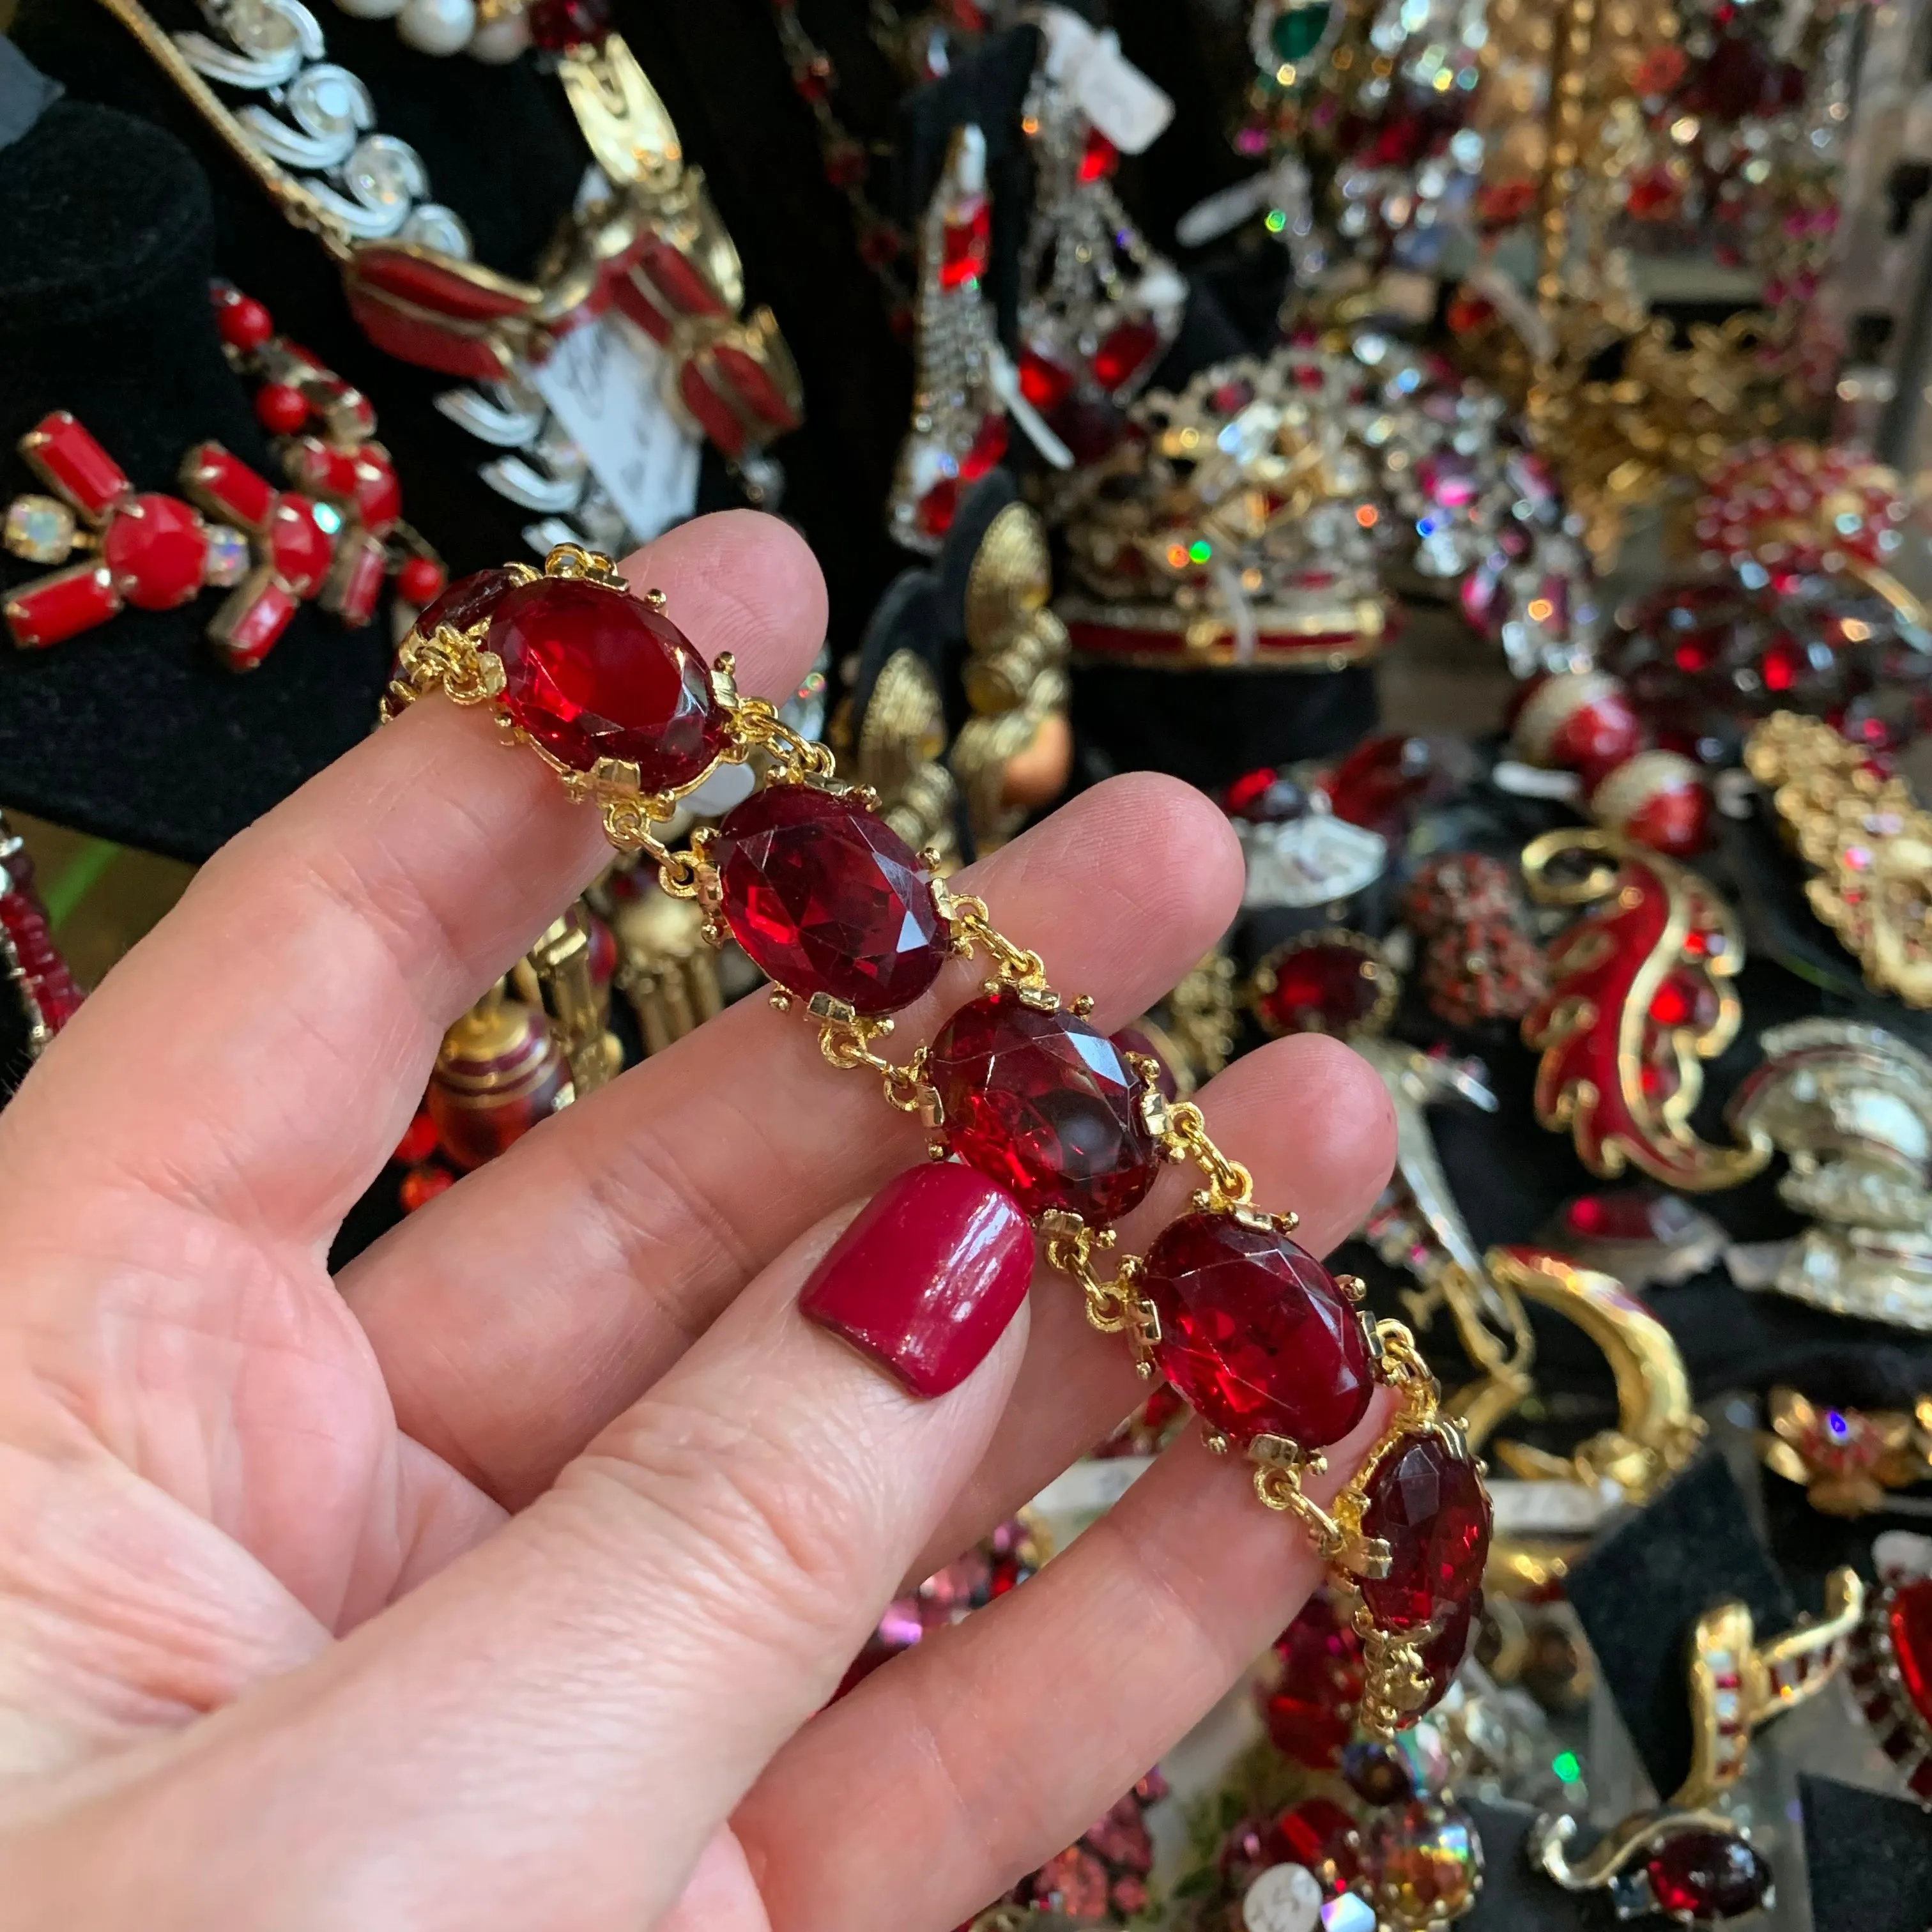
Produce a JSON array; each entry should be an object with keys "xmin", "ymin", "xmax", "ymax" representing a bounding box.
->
[
  {"xmin": 928, "ymin": 990, "xmax": 1160, "ymax": 1225},
  {"xmin": 1139, "ymin": 1213, "xmax": 1374, "ymax": 1447},
  {"xmin": 105, "ymin": 495, "xmax": 208, "ymax": 610},
  {"xmin": 1644, "ymin": 1829, "xmax": 1770, "ymax": 1921},
  {"xmin": 487, "ymin": 578, "xmax": 726, "ymax": 787},
  {"xmin": 711, "ymin": 785, "xmax": 948, "ymax": 1016},
  {"xmin": 1360, "ymin": 1432, "xmax": 1492, "ymax": 1632}
]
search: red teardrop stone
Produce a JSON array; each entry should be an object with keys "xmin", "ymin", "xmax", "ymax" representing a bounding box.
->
[
  {"xmin": 711, "ymin": 785, "xmax": 949, "ymax": 1016},
  {"xmin": 1888, "ymin": 1577, "xmax": 1932, "ymax": 1723},
  {"xmin": 1360, "ymin": 1432, "xmax": 1492, "ymax": 1632},
  {"xmin": 103, "ymin": 496, "xmax": 209, "ymax": 610},
  {"xmin": 1139, "ymin": 1213, "xmax": 1374, "ymax": 1448},
  {"xmin": 928, "ymin": 989, "xmax": 1161, "ymax": 1225},
  {"xmin": 1644, "ymin": 1829, "xmax": 1770, "ymax": 1921},
  {"xmin": 487, "ymin": 578, "xmax": 726, "ymax": 788}
]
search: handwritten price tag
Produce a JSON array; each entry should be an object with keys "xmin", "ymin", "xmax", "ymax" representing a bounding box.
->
[{"xmin": 529, "ymin": 316, "xmax": 701, "ymax": 544}]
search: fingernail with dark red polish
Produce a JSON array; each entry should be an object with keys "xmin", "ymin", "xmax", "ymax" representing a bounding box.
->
[{"xmin": 801, "ymin": 1165, "xmax": 1034, "ymax": 1397}]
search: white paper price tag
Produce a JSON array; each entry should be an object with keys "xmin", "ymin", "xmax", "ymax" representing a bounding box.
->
[
  {"xmin": 1038, "ymin": 7, "xmax": 1172, "ymax": 153},
  {"xmin": 1072, "ymin": 32, "xmax": 1172, "ymax": 153},
  {"xmin": 528, "ymin": 314, "xmax": 701, "ymax": 544}
]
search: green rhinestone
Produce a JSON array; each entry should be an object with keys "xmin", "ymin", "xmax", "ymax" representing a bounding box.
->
[{"xmin": 1271, "ymin": 1, "xmax": 1331, "ymax": 64}]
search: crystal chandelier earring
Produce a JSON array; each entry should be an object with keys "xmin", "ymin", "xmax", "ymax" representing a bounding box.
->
[
  {"xmin": 887, "ymin": 125, "xmax": 1017, "ymax": 553},
  {"xmin": 1012, "ymin": 18, "xmax": 1186, "ymax": 462}
]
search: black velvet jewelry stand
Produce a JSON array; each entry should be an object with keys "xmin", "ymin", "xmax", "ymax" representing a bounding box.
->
[
  {"xmin": 1798, "ymin": 1774, "xmax": 1932, "ymax": 1932},
  {"xmin": 1567, "ymin": 1453, "xmax": 1800, "ymax": 1802},
  {"xmin": 1461, "ymin": 1800, "xmax": 1595, "ymax": 1932},
  {"xmin": 0, "ymin": 79, "xmax": 396, "ymax": 862}
]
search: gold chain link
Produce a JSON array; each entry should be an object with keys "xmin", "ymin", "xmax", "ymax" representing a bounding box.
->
[
  {"xmin": 729, "ymin": 697, "xmax": 839, "ymax": 783},
  {"xmin": 1159, "ymin": 1099, "xmax": 1254, "ymax": 1209},
  {"xmin": 942, "ymin": 893, "xmax": 1048, "ymax": 988},
  {"xmin": 1043, "ymin": 1222, "xmax": 1159, "ymax": 1364}
]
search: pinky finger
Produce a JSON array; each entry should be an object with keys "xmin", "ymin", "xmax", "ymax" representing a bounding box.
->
[{"xmin": 732, "ymin": 1392, "xmax": 1397, "ymax": 1932}]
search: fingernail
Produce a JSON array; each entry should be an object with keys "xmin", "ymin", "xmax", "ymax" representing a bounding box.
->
[{"xmin": 801, "ymin": 1165, "xmax": 1034, "ymax": 1397}]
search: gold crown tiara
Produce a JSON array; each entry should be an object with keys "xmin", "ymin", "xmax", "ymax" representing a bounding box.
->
[{"xmin": 1052, "ymin": 348, "xmax": 1392, "ymax": 671}]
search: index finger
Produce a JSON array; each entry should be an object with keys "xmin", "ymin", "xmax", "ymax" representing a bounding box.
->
[{"xmin": 0, "ymin": 512, "xmax": 827, "ymax": 1254}]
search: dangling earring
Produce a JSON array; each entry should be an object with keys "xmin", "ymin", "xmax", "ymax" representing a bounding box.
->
[
  {"xmin": 887, "ymin": 126, "xmax": 1014, "ymax": 553},
  {"xmin": 1013, "ymin": 28, "xmax": 1187, "ymax": 462}
]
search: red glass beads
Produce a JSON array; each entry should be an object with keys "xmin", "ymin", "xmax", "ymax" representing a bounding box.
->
[
  {"xmin": 486, "ymin": 578, "xmax": 727, "ymax": 787},
  {"xmin": 711, "ymin": 785, "xmax": 949, "ymax": 1016},
  {"xmin": 1138, "ymin": 1213, "xmax": 1374, "ymax": 1448},
  {"xmin": 928, "ymin": 990, "xmax": 1161, "ymax": 1224},
  {"xmin": 1358, "ymin": 1432, "xmax": 1491, "ymax": 1632}
]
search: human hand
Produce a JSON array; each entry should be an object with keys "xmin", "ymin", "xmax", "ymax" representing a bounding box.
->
[{"xmin": 0, "ymin": 512, "xmax": 1395, "ymax": 1931}]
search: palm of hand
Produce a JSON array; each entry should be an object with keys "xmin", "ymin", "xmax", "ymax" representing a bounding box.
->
[{"xmin": 0, "ymin": 515, "xmax": 1392, "ymax": 1931}]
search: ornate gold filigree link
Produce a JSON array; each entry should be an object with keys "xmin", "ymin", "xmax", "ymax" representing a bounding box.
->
[{"xmin": 1357, "ymin": 1625, "xmax": 1432, "ymax": 1737}]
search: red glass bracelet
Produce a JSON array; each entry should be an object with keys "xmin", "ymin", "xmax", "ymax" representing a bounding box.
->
[{"xmin": 383, "ymin": 546, "xmax": 1494, "ymax": 1737}]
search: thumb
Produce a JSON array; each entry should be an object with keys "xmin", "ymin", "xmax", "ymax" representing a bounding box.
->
[{"xmin": 17, "ymin": 1165, "xmax": 1033, "ymax": 1932}]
